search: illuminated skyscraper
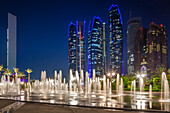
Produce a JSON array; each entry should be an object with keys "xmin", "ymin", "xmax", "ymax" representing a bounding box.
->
[
  {"xmin": 134, "ymin": 22, "xmax": 168, "ymax": 77},
  {"xmin": 76, "ymin": 21, "xmax": 86, "ymax": 74},
  {"xmin": 68, "ymin": 21, "xmax": 86, "ymax": 75},
  {"xmin": 7, "ymin": 13, "xmax": 17, "ymax": 69},
  {"xmin": 147, "ymin": 22, "xmax": 168, "ymax": 76},
  {"xmin": 127, "ymin": 17, "xmax": 141, "ymax": 74},
  {"xmin": 134, "ymin": 27, "xmax": 148, "ymax": 74},
  {"xmin": 109, "ymin": 5, "xmax": 123, "ymax": 74},
  {"xmin": 68, "ymin": 23, "xmax": 77, "ymax": 74},
  {"xmin": 88, "ymin": 17, "xmax": 103, "ymax": 77}
]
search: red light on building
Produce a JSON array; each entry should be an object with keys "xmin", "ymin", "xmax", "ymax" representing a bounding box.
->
[
  {"xmin": 80, "ymin": 32, "xmax": 82, "ymax": 40},
  {"xmin": 160, "ymin": 24, "xmax": 163, "ymax": 26}
]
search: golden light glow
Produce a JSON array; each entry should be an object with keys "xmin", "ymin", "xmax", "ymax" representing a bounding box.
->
[
  {"xmin": 3, "ymin": 69, "xmax": 12, "ymax": 76},
  {"xmin": 13, "ymin": 68, "xmax": 19, "ymax": 73},
  {"xmin": 0, "ymin": 65, "xmax": 3, "ymax": 71},
  {"xmin": 25, "ymin": 68, "xmax": 32, "ymax": 74}
]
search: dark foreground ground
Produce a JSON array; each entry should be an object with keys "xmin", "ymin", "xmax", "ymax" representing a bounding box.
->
[{"xmin": 0, "ymin": 99, "xmax": 168, "ymax": 113}]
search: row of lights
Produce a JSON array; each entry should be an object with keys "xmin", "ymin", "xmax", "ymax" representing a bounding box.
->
[
  {"xmin": 136, "ymin": 74, "xmax": 146, "ymax": 78},
  {"xmin": 107, "ymin": 72, "xmax": 116, "ymax": 77}
]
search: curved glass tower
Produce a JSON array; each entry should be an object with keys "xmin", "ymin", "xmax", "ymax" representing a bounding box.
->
[
  {"xmin": 88, "ymin": 17, "xmax": 103, "ymax": 77},
  {"xmin": 109, "ymin": 5, "xmax": 123, "ymax": 74}
]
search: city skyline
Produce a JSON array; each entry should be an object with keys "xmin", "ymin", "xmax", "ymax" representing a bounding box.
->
[{"xmin": 0, "ymin": 0, "xmax": 169, "ymax": 79}]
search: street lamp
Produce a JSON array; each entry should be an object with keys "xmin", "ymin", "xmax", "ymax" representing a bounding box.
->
[
  {"xmin": 112, "ymin": 73, "xmax": 115, "ymax": 76},
  {"xmin": 137, "ymin": 74, "xmax": 140, "ymax": 78},
  {"xmin": 107, "ymin": 73, "xmax": 111, "ymax": 76}
]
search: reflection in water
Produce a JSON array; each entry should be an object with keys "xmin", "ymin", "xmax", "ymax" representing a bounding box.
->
[
  {"xmin": 0, "ymin": 90, "xmax": 170, "ymax": 111},
  {"xmin": 70, "ymin": 99, "xmax": 78, "ymax": 105},
  {"xmin": 149, "ymin": 101, "xmax": 152, "ymax": 109}
]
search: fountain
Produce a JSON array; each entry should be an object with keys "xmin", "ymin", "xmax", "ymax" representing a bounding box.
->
[
  {"xmin": 119, "ymin": 78, "xmax": 123, "ymax": 95},
  {"xmin": 0, "ymin": 70, "xmax": 170, "ymax": 111},
  {"xmin": 131, "ymin": 80, "xmax": 136, "ymax": 95},
  {"xmin": 139, "ymin": 77, "xmax": 144, "ymax": 93},
  {"xmin": 160, "ymin": 72, "xmax": 170, "ymax": 102},
  {"xmin": 116, "ymin": 74, "xmax": 119, "ymax": 93},
  {"xmin": 149, "ymin": 85, "xmax": 152, "ymax": 98}
]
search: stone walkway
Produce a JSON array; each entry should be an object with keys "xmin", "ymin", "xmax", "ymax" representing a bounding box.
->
[
  {"xmin": 0, "ymin": 99, "xmax": 164, "ymax": 113},
  {"xmin": 0, "ymin": 99, "xmax": 15, "ymax": 109}
]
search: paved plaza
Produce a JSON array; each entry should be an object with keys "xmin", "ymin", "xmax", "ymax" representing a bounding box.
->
[{"xmin": 0, "ymin": 99, "xmax": 167, "ymax": 113}]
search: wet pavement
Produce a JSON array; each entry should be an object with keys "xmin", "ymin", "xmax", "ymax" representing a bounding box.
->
[
  {"xmin": 0, "ymin": 99, "xmax": 168, "ymax": 113},
  {"xmin": 0, "ymin": 99, "xmax": 15, "ymax": 109}
]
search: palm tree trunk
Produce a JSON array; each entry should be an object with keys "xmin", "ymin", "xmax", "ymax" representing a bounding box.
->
[{"xmin": 28, "ymin": 73, "xmax": 30, "ymax": 83}]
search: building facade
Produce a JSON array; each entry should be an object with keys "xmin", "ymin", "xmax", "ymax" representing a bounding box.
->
[
  {"xmin": 7, "ymin": 13, "xmax": 17, "ymax": 69},
  {"xmin": 76, "ymin": 21, "xmax": 86, "ymax": 74},
  {"xmin": 134, "ymin": 27, "xmax": 148, "ymax": 74},
  {"xmin": 127, "ymin": 17, "xmax": 141, "ymax": 74},
  {"xmin": 88, "ymin": 17, "xmax": 103, "ymax": 77},
  {"xmin": 68, "ymin": 23, "xmax": 77, "ymax": 74},
  {"xmin": 102, "ymin": 22, "xmax": 107, "ymax": 75},
  {"xmin": 134, "ymin": 22, "xmax": 168, "ymax": 77},
  {"xmin": 109, "ymin": 5, "xmax": 123, "ymax": 74},
  {"xmin": 147, "ymin": 22, "xmax": 168, "ymax": 76}
]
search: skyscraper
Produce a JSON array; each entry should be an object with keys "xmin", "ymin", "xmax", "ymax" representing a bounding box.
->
[
  {"xmin": 127, "ymin": 17, "xmax": 141, "ymax": 74},
  {"xmin": 88, "ymin": 17, "xmax": 103, "ymax": 77},
  {"xmin": 102, "ymin": 22, "xmax": 107, "ymax": 75},
  {"xmin": 76, "ymin": 21, "xmax": 86, "ymax": 74},
  {"xmin": 134, "ymin": 22, "xmax": 168, "ymax": 77},
  {"xmin": 109, "ymin": 5, "xmax": 123, "ymax": 74},
  {"xmin": 147, "ymin": 22, "xmax": 168, "ymax": 76},
  {"xmin": 68, "ymin": 21, "xmax": 86, "ymax": 75},
  {"xmin": 7, "ymin": 13, "xmax": 17, "ymax": 69},
  {"xmin": 68, "ymin": 23, "xmax": 77, "ymax": 74},
  {"xmin": 134, "ymin": 27, "xmax": 148, "ymax": 74}
]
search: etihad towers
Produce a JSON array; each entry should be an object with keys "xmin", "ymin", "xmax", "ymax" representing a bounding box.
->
[
  {"xmin": 109, "ymin": 5, "xmax": 123, "ymax": 74},
  {"xmin": 76, "ymin": 21, "xmax": 86, "ymax": 75},
  {"xmin": 68, "ymin": 23, "xmax": 77, "ymax": 75},
  {"xmin": 68, "ymin": 21, "xmax": 85, "ymax": 75},
  {"xmin": 88, "ymin": 17, "xmax": 103, "ymax": 77}
]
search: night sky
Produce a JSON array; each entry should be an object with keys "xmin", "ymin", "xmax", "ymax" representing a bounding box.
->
[{"xmin": 0, "ymin": 0, "xmax": 169, "ymax": 80}]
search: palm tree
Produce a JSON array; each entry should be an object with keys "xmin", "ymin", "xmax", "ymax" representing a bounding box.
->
[
  {"xmin": 0, "ymin": 64, "xmax": 4, "ymax": 76},
  {"xmin": 167, "ymin": 68, "xmax": 170, "ymax": 74},
  {"xmin": 155, "ymin": 67, "xmax": 166, "ymax": 78},
  {"xmin": 3, "ymin": 69, "xmax": 13, "ymax": 76},
  {"xmin": 18, "ymin": 71, "xmax": 25, "ymax": 78},
  {"xmin": 25, "ymin": 68, "xmax": 32, "ymax": 83},
  {"xmin": 13, "ymin": 68, "xmax": 19, "ymax": 74}
]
